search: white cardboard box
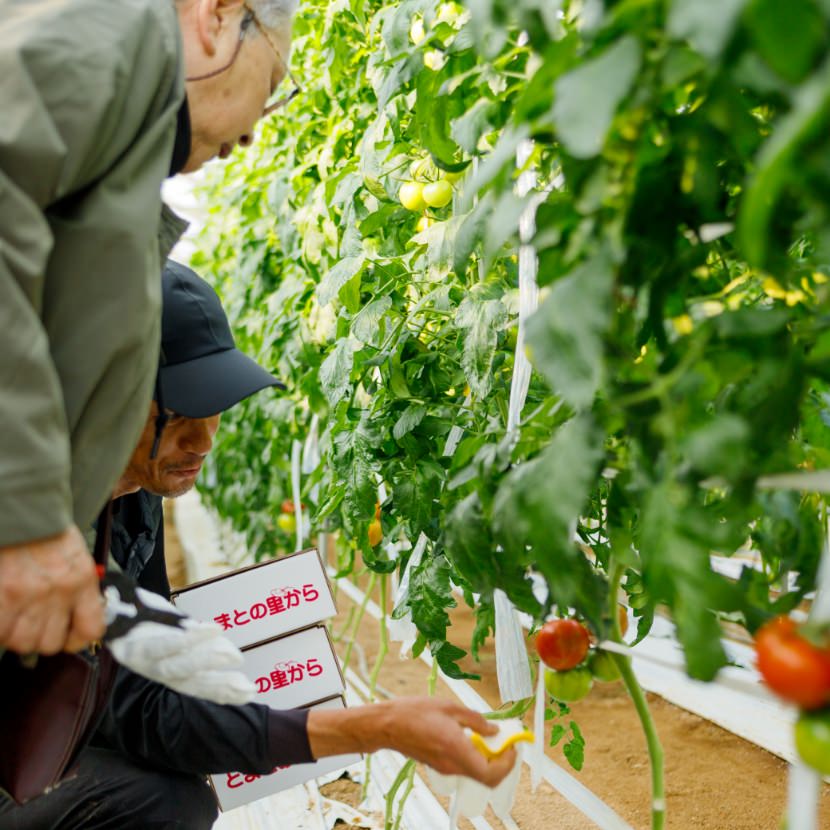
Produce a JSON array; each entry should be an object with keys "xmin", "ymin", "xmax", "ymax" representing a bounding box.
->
[
  {"xmin": 171, "ymin": 547, "xmax": 336, "ymax": 649},
  {"xmin": 211, "ymin": 696, "xmax": 361, "ymax": 812},
  {"xmin": 242, "ymin": 626, "xmax": 345, "ymax": 709}
]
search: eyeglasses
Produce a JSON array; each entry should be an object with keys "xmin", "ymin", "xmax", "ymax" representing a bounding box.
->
[
  {"xmin": 185, "ymin": 4, "xmax": 301, "ymax": 118},
  {"xmin": 246, "ymin": 4, "xmax": 302, "ymax": 115}
]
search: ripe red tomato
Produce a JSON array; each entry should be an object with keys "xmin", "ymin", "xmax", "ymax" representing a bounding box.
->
[
  {"xmin": 280, "ymin": 499, "xmax": 295, "ymax": 514},
  {"xmin": 755, "ymin": 616, "xmax": 830, "ymax": 709},
  {"xmin": 535, "ymin": 619, "xmax": 590, "ymax": 671}
]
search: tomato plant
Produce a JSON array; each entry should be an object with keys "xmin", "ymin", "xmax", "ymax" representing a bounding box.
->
[
  {"xmin": 755, "ymin": 616, "xmax": 830, "ymax": 709},
  {"xmin": 545, "ymin": 667, "xmax": 593, "ymax": 703},
  {"xmin": 536, "ymin": 619, "xmax": 590, "ymax": 671},
  {"xmin": 191, "ymin": 0, "xmax": 830, "ymax": 823}
]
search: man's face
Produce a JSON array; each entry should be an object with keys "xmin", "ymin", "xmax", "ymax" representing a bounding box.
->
[
  {"xmin": 178, "ymin": 0, "xmax": 291, "ymax": 172},
  {"xmin": 120, "ymin": 403, "xmax": 221, "ymax": 498}
]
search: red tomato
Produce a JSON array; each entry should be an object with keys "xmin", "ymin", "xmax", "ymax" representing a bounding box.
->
[
  {"xmin": 535, "ymin": 619, "xmax": 590, "ymax": 671},
  {"xmin": 280, "ymin": 499, "xmax": 295, "ymax": 514},
  {"xmin": 755, "ymin": 616, "xmax": 830, "ymax": 709}
]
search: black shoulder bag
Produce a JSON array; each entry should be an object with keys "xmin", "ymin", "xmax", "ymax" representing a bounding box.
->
[{"xmin": 0, "ymin": 502, "xmax": 116, "ymax": 805}]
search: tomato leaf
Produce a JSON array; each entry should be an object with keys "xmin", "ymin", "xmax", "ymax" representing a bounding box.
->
[{"xmin": 552, "ymin": 36, "xmax": 641, "ymax": 159}]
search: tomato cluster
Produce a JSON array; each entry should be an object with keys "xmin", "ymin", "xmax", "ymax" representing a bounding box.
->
[
  {"xmin": 535, "ymin": 615, "xmax": 625, "ymax": 704},
  {"xmin": 754, "ymin": 615, "xmax": 830, "ymax": 775}
]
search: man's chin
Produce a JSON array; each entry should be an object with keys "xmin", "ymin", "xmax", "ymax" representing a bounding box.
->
[{"xmin": 151, "ymin": 477, "xmax": 199, "ymax": 499}]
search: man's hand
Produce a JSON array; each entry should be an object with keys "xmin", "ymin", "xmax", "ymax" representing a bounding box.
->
[
  {"xmin": 0, "ymin": 525, "xmax": 105, "ymax": 655},
  {"xmin": 307, "ymin": 697, "xmax": 518, "ymax": 788}
]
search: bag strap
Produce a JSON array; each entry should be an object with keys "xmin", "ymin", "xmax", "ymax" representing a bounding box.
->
[{"xmin": 92, "ymin": 501, "xmax": 113, "ymax": 567}]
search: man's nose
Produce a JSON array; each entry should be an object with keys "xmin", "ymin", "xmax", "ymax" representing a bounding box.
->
[{"xmin": 181, "ymin": 418, "xmax": 215, "ymax": 456}]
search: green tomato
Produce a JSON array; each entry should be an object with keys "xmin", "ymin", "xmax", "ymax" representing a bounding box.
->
[
  {"xmin": 544, "ymin": 667, "xmax": 593, "ymax": 703},
  {"xmin": 276, "ymin": 513, "xmax": 296, "ymax": 534},
  {"xmin": 589, "ymin": 650, "xmax": 621, "ymax": 683},
  {"xmin": 422, "ymin": 180, "xmax": 453, "ymax": 208},
  {"xmin": 794, "ymin": 709, "xmax": 830, "ymax": 775},
  {"xmin": 399, "ymin": 181, "xmax": 426, "ymax": 212},
  {"xmin": 436, "ymin": 2, "xmax": 462, "ymax": 24}
]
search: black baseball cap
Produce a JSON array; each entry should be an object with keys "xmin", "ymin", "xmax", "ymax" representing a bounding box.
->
[{"xmin": 157, "ymin": 260, "xmax": 285, "ymax": 418}]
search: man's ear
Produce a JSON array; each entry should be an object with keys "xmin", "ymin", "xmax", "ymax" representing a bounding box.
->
[{"xmin": 194, "ymin": 0, "xmax": 247, "ymax": 57}]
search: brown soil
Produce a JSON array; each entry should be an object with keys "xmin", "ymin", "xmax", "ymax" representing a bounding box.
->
[
  {"xmin": 330, "ymin": 574, "xmax": 830, "ymax": 830},
  {"xmin": 319, "ymin": 774, "xmax": 364, "ymax": 810}
]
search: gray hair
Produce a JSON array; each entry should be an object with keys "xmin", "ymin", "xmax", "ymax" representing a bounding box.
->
[{"xmin": 246, "ymin": 0, "xmax": 298, "ymax": 43}]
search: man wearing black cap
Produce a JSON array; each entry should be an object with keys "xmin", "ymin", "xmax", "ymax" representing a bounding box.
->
[{"xmin": 0, "ymin": 262, "xmax": 514, "ymax": 828}]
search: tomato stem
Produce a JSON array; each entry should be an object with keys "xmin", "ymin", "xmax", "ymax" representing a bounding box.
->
[
  {"xmin": 609, "ymin": 561, "xmax": 665, "ymax": 830},
  {"xmin": 369, "ymin": 574, "xmax": 389, "ymax": 700},
  {"xmin": 363, "ymin": 574, "xmax": 389, "ymax": 804},
  {"xmin": 342, "ymin": 572, "xmax": 376, "ymax": 674},
  {"xmin": 428, "ymin": 658, "xmax": 438, "ymax": 696},
  {"xmin": 484, "ymin": 694, "xmax": 535, "ymax": 720}
]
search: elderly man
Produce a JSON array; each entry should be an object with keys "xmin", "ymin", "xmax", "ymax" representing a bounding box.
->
[
  {"xmin": 0, "ymin": 0, "xmax": 300, "ymax": 658},
  {"xmin": 0, "ymin": 261, "xmax": 516, "ymax": 828}
]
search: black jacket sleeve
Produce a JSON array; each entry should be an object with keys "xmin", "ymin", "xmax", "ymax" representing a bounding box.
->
[{"xmin": 93, "ymin": 664, "xmax": 314, "ymax": 775}]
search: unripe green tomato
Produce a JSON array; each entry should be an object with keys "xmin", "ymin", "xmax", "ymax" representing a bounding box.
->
[
  {"xmin": 544, "ymin": 667, "xmax": 593, "ymax": 702},
  {"xmin": 409, "ymin": 16, "xmax": 425, "ymax": 44},
  {"xmin": 399, "ymin": 181, "xmax": 427, "ymax": 212},
  {"xmin": 436, "ymin": 1, "xmax": 462, "ymax": 24},
  {"xmin": 276, "ymin": 513, "xmax": 296, "ymax": 534},
  {"xmin": 589, "ymin": 650, "xmax": 621, "ymax": 683},
  {"xmin": 443, "ymin": 168, "xmax": 465, "ymax": 184},
  {"xmin": 422, "ymin": 180, "xmax": 453, "ymax": 208},
  {"xmin": 794, "ymin": 709, "xmax": 830, "ymax": 775}
]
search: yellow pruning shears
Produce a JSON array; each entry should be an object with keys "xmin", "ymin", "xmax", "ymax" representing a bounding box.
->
[{"xmin": 469, "ymin": 729, "xmax": 535, "ymax": 760}]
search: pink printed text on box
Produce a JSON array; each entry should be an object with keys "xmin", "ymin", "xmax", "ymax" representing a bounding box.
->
[
  {"xmin": 242, "ymin": 626, "xmax": 344, "ymax": 710},
  {"xmin": 171, "ymin": 548, "xmax": 336, "ymax": 649},
  {"xmin": 211, "ymin": 696, "xmax": 360, "ymax": 812}
]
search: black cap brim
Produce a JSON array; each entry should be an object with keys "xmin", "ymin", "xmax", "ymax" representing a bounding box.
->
[{"xmin": 158, "ymin": 348, "xmax": 286, "ymax": 418}]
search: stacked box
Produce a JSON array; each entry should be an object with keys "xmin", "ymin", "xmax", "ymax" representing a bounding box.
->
[
  {"xmin": 211, "ymin": 695, "xmax": 360, "ymax": 812},
  {"xmin": 172, "ymin": 547, "xmax": 337, "ymax": 649},
  {"xmin": 171, "ymin": 548, "xmax": 355, "ymax": 811}
]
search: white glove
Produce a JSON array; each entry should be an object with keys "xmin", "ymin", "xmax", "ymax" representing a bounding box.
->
[
  {"xmin": 103, "ymin": 578, "xmax": 256, "ymax": 705},
  {"xmin": 426, "ymin": 719, "xmax": 529, "ymax": 828}
]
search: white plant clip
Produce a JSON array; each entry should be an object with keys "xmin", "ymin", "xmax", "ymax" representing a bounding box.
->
[{"xmin": 388, "ymin": 532, "xmax": 429, "ymax": 658}]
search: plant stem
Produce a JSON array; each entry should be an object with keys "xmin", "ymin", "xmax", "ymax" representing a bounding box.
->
[
  {"xmin": 368, "ymin": 574, "xmax": 389, "ymax": 700},
  {"xmin": 342, "ymin": 572, "xmax": 376, "ymax": 673},
  {"xmin": 484, "ymin": 695, "xmax": 534, "ymax": 720},
  {"xmin": 428, "ymin": 658, "xmax": 438, "ymax": 696},
  {"xmin": 392, "ymin": 764, "xmax": 416, "ymax": 830},
  {"xmin": 384, "ymin": 759, "xmax": 416, "ymax": 830},
  {"xmin": 364, "ymin": 575, "xmax": 389, "ymax": 803},
  {"xmin": 609, "ymin": 561, "xmax": 665, "ymax": 830}
]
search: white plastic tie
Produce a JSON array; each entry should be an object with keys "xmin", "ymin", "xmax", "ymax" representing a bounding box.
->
[
  {"xmin": 494, "ymin": 588, "xmax": 533, "ymax": 701},
  {"xmin": 493, "ymin": 140, "xmax": 540, "ymax": 705},
  {"xmin": 530, "ymin": 666, "xmax": 546, "ymax": 792}
]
